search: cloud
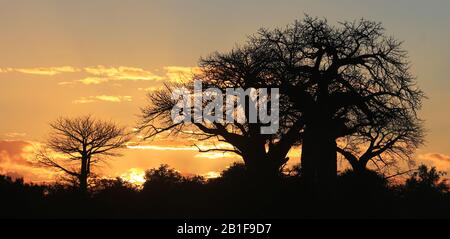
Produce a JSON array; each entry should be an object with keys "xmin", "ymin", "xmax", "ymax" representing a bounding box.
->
[
  {"xmin": 421, "ymin": 153, "xmax": 450, "ymax": 162},
  {"xmin": 57, "ymin": 81, "xmax": 76, "ymax": 86},
  {"xmin": 11, "ymin": 66, "xmax": 79, "ymax": 75},
  {"xmin": 0, "ymin": 140, "xmax": 56, "ymax": 183},
  {"xmin": 95, "ymin": 95, "xmax": 132, "ymax": 102},
  {"xmin": 3, "ymin": 132, "xmax": 27, "ymax": 139},
  {"xmin": 126, "ymin": 141, "xmax": 236, "ymax": 153},
  {"xmin": 194, "ymin": 151, "xmax": 239, "ymax": 159},
  {"xmin": 137, "ymin": 86, "xmax": 161, "ymax": 92},
  {"xmin": 83, "ymin": 65, "xmax": 163, "ymax": 83},
  {"xmin": 72, "ymin": 95, "xmax": 133, "ymax": 104},
  {"xmin": 78, "ymin": 77, "xmax": 109, "ymax": 85},
  {"xmin": 419, "ymin": 153, "xmax": 450, "ymax": 162},
  {"xmin": 2, "ymin": 65, "xmax": 201, "ymax": 86},
  {"xmin": 126, "ymin": 145, "xmax": 198, "ymax": 151},
  {"xmin": 136, "ymin": 142, "xmax": 238, "ymax": 160},
  {"xmin": 418, "ymin": 153, "xmax": 450, "ymax": 172},
  {"xmin": 164, "ymin": 66, "xmax": 201, "ymax": 83}
]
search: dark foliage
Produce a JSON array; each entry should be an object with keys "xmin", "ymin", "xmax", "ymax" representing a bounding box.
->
[{"xmin": 0, "ymin": 164, "xmax": 449, "ymax": 219}]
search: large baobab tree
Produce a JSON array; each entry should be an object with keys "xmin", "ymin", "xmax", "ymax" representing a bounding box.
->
[
  {"xmin": 255, "ymin": 16, "xmax": 424, "ymax": 196},
  {"xmin": 37, "ymin": 115, "xmax": 129, "ymax": 194},
  {"xmin": 139, "ymin": 44, "xmax": 304, "ymax": 179},
  {"xmin": 140, "ymin": 16, "xmax": 425, "ymax": 195}
]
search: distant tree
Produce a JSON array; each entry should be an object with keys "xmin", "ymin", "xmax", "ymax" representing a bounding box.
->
[
  {"xmin": 403, "ymin": 165, "xmax": 448, "ymax": 198},
  {"xmin": 37, "ymin": 115, "xmax": 129, "ymax": 195},
  {"xmin": 142, "ymin": 164, "xmax": 205, "ymax": 201},
  {"xmin": 220, "ymin": 162, "xmax": 248, "ymax": 180},
  {"xmin": 91, "ymin": 177, "xmax": 137, "ymax": 193},
  {"xmin": 142, "ymin": 164, "xmax": 184, "ymax": 192}
]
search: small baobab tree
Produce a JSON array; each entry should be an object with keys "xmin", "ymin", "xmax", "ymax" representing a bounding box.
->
[{"xmin": 37, "ymin": 115, "xmax": 130, "ymax": 194}]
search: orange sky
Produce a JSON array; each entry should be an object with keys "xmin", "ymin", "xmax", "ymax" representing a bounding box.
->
[{"xmin": 1, "ymin": 0, "xmax": 450, "ymax": 183}]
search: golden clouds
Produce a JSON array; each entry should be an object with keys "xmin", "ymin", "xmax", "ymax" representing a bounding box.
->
[
  {"xmin": 420, "ymin": 153, "xmax": 450, "ymax": 162},
  {"xmin": 126, "ymin": 145, "xmax": 198, "ymax": 151},
  {"xmin": 126, "ymin": 141, "xmax": 236, "ymax": 154},
  {"xmin": 78, "ymin": 77, "xmax": 109, "ymax": 85},
  {"xmin": 95, "ymin": 95, "xmax": 132, "ymax": 102},
  {"xmin": 0, "ymin": 140, "xmax": 57, "ymax": 183},
  {"xmin": 79, "ymin": 65, "xmax": 200, "ymax": 84},
  {"xmin": 84, "ymin": 65, "xmax": 163, "ymax": 82},
  {"xmin": 1, "ymin": 65, "xmax": 200, "ymax": 85},
  {"xmin": 164, "ymin": 66, "xmax": 202, "ymax": 83},
  {"xmin": 73, "ymin": 95, "xmax": 133, "ymax": 104},
  {"xmin": 0, "ymin": 66, "xmax": 80, "ymax": 75},
  {"xmin": 3, "ymin": 132, "xmax": 27, "ymax": 139},
  {"xmin": 0, "ymin": 65, "xmax": 160, "ymax": 80},
  {"xmin": 127, "ymin": 141, "xmax": 240, "ymax": 160},
  {"xmin": 419, "ymin": 153, "xmax": 450, "ymax": 172},
  {"xmin": 76, "ymin": 66, "xmax": 164, "ymax": 85},
  {"xmin": 194, "ymin": 151, "xmax": 239, "ymax": 159},
  {"xmin": 137, "ymin": 86, "xmax": 160, "ymax": 92}
]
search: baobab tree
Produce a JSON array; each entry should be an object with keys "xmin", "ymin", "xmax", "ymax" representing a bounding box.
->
[
  {"xmin": 140, "ymin": 16, "xmax": 425, "ymax": 195},
  {"xmin": 37, "ymin": 115, "xmax": 130, "ymax": 194},
  {"xmin": 139, "ymin": 44, "xmax": 304, "ymax": 179},
  {"xmin": 255, "ymin": 16, "xmax": 424, "ymax": 196}
]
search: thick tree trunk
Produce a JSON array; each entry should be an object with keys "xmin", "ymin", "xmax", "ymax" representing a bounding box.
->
[
  {"xmin": 301, "ymin": 117, "xmax": 337, "ymax": 199},
  {"xmin": 353, "ymin": 162, "xmax": 368, "ymax": 174},
  {"xmin": 244, "ymin": 156, "xmax": 278, "ymax": 180},
  {"xmin": 79, "ymin": 157, "xmax": 88, "ymax": 195},
  {"xmin": 242, "ymin": 146, "xmax": 281, "ymax": 183},
  {"xmin": 299, "ymin": 74, "xmax": 339, "ymax": 198}
]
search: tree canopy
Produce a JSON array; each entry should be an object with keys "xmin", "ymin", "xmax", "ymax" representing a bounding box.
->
[{"xmin": 37, "ymin": 115, "xmax": 130, "ymax": 194}]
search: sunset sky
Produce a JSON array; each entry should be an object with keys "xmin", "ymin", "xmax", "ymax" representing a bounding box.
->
[{"xmin": 1, "ymin": 0, "xmax": 450, "ymax": 183}]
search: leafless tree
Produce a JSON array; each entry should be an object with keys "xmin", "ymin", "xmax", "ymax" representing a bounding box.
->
[
  {"xmin": 37, "ymin": 115, "xmax": 130, "ymax": 194},
  {"xmin": 255, "ymin": 16, "xmax": 424, "ymax": 195},
  {"xmin": 139, "ymin": 16, "xmax": 425, "ymax": 194},
  {"xmin": 139, "ymin": 45, "xmax": 304, "ymax": 179}
]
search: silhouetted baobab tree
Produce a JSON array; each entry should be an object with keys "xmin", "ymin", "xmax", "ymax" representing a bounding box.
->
[
  {"xmin": 139, "ymin": 16, "xmax": 424, "ymax": 193},
  {"xmin": 37, "ymin": 115, "xmax": 129, "ymax": 194},
  {"xmin": 256, "ymin": 16, "xmax": 424, "ymax": 196},
  {"xmin": 139, "ymin": 44, "xmax": 304, "ymax": 179}
]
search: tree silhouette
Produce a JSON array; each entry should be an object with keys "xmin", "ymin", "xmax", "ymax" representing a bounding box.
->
[
  {"xmin": 142, "ymin": 164, "xmax": 184, "ymax": 192},
  {"xmin": 139, "ymin": 16, "xmax": 424, "ymax": 195},
  {"xmin": 37, "ymin": 115, "xmax": 129, "ymax": 195},
  {"xmin": 403, "ymin": 165, "xmax": 449, "ymax": 198},
  {"xmin": 254, "ymin": 16, "xmax": 424, "ymax": 196},
  {"xmin": 139, "ymin": 45, "xmax": 304, "ymax": 179}
]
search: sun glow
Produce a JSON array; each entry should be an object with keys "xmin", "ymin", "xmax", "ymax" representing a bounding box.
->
[
  {"xmin": 201, "ymin": 171, "xmax": 221, "ymax": 179},
  {"xmin": 120, "ymin": 168, "xmax": 146, "ymax": 186}
]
